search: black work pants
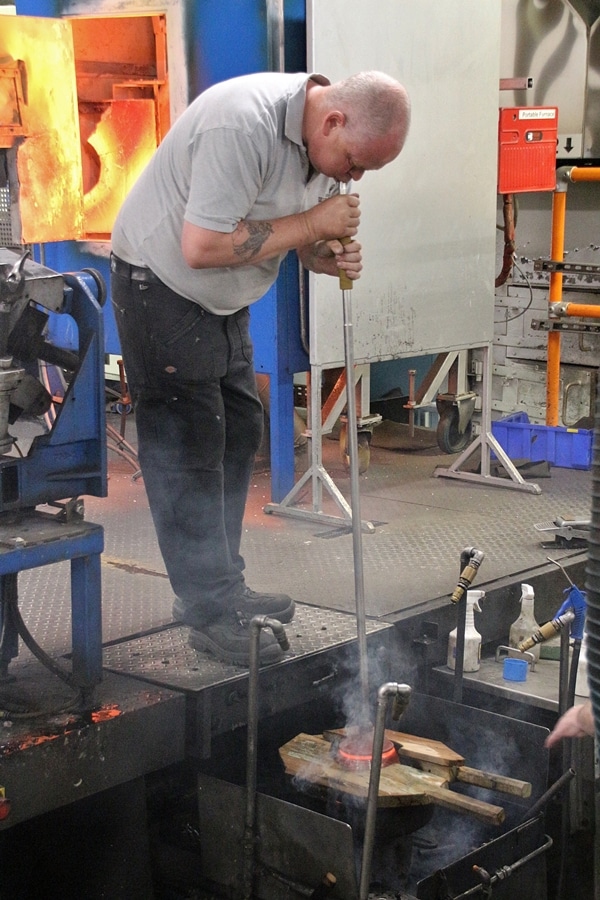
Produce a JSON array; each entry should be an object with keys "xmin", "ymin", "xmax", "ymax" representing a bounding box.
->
[{"xmin": 110, "ymin": 267, "xmax": 263, "ymax": 627}]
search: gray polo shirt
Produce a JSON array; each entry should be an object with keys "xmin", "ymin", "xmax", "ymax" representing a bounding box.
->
[{"xmin": 111, "ymin": 72, "xmax": 336, "ymax": 314}]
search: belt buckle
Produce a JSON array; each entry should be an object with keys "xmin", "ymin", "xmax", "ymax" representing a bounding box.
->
[{"xmin": 131, "ymin": 266, "xmax": 150, "ymax": 283}]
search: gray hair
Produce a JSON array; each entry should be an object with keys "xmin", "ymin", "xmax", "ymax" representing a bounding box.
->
[{"xmin": 328, "ymin": 71, "xmax": 411, "ymax": 145}]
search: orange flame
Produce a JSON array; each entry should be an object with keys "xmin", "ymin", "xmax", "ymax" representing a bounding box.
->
[
  {"xmin": 83, "ymin": 99, "xmax": 158, "ymax": 238},
  {"xmin": 1, "ymin": 14, "xmax": 166, "ymax": 243},
  {"xmin": 0, "ymin": 16, "xmax": 84, "ymax": 243}
]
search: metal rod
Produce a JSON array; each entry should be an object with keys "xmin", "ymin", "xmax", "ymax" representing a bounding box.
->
[
  {"xmin": 407, "ymin": 368, "xmax": 416, "ymax": 437},
  {"xmin": 338, "ymin": 181, "xmax": 370, "ymax": 720},
  {"xmin": 558, "ymin": 625, "xmax": 571, "ymax": 717},
  {"xmin": 242, "ymin": 616, "xmax": 289, "ymax": 900},
  {"xmin": 454, "ymin": 832, "xmax": 554, "ymax": 898},
  {"xmin": 453, "ymin": 592, "xmax": 467, "ymax": 704},
  {"xmin": 547, "ymin": 556, "xmax": 576, "ymax": 588},
  {"xmin": 359, "ymin": 683, "xmax": 411, "ymax": 900},
  {"xmin": 265, "ymin": 0, "xmax": 285, "ymax": 73},
  {"xmin": 519, "ymin": 768, "xmax": 576, "ymax": 824}
]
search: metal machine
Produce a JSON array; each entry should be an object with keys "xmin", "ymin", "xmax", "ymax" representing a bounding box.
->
[{"xmin": 0, "ymin": 248, "xmax": 107, "ymax": 705}]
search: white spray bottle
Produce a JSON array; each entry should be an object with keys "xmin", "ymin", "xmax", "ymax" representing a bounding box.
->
[
  {"xmin": 509, "ymin": 583, "xmax": 541, "ymax": 662},
  {"xmin": 447, "ymin": 590, "xmax": 484, "ymax": 672}
]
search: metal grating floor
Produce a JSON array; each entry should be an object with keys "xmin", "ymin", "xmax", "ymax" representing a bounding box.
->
[
  {"xmin": 9, "ymin": 414, "xmax": 592, "ymax": 684},
  {"xmin": 102, "ymin": 607, "xmax": 391, "ymax": 689}
]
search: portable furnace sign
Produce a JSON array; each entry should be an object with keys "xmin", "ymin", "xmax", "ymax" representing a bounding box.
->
[{"xmin": 498, "ymin": 107, "xmax": 559, "ymax": 193}]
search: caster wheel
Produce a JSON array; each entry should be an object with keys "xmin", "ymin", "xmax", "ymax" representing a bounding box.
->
[
  {"xmin": 436, "ymin": 409, "xmax": 472, "ymax": 454},
  {"xmin": 339, "ymin": 424, "xmax": 371, "ymax": 474}
]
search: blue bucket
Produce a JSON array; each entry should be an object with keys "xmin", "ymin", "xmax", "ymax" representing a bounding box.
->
[{"xmin": 503, "ymin": 657, "xmax": 528, "ymax": 682}]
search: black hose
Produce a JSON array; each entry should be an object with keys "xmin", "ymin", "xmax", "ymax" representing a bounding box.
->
[
  {"xmin": 585, "ymin": 379, "xmax": 600, "ymax": 749},
  {"xmin": 6, "ymin": 592, "xmax": 77, "ymax": 691},
  {"xmin": 0, "ymin": 578, "xmax": 86, "ymax": 717}
]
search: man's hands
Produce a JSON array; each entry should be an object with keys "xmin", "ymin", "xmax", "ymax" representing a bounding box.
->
[
  {"xmin": 298, "ymin": 193, "xmax": 362, "ymax": 279},
  {"xmin": 298, "ymin": 237, "xmax": 363, "ymax": 280},
  {"xmin": 301, "ymin": 193, "xmax": 361, "ymax": 245},
  {"xmin": 545, "ymin": 701, "xmax": 595, "ymax": 747},
  {"xmin": 181, "ymin": 192, "xmax": 361, "ymax": 272}
]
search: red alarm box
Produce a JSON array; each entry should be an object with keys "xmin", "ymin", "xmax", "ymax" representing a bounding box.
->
[{"xmin": 498, "ymin": 107, "xmax": 558, "ymax": 193}]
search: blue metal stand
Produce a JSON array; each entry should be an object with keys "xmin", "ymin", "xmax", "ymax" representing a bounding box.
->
[
  {"xmin": 251, "ymin": 254, "xmax": 309, "ymax": 501},
  {"xmin": 0, "ymin": 512, "xmax": 104, "ymax": 697}
]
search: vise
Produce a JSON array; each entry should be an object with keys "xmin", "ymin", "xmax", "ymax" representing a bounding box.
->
[{"xmin": 0, "ymin": 248, "xmax": 107, "ymax": 708}]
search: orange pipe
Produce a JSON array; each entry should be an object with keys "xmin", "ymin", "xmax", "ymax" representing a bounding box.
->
[
  {"xmin": 546, "ymin": 167, "xmax": 600, "ymax": 426},
  {"xmin": 558, "ymin": 302, "xmax": 600, "ymax": 318},
  {"xmin": 546, "ymin": 190, "xmax": 566, "ymax": 426},
  {"xmin": 568, "ymin": 167, "xmax": 600, "ymax": 183}
]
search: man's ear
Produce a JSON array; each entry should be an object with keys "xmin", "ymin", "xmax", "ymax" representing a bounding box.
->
[{"xmin": 322, "ymin": 110, "xmax": 346, "ymax": 135}]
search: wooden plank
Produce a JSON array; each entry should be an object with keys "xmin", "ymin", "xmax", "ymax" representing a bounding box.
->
[
  {"xmin": 323, "ymin": 727, "xmax": 464, "ymax": 767},
  {"xmin": 324, "ymin": 727, "xmax": 531, "ymax": 799},
  {"xmin": 279, "ymin": 733, "xmax": 436, "ymax": 807},
  {"xmin": 279, "ymin": 734, "xmax": 506, "ymax": 825},
  {"xmin": 455, "ymin": 765, "xmax": 531, "ymax": 798},
  {"xmin": 418, "ymin": 782, "xmax": 505, "ymax": 825},
  {"xmin": 384, "ymin": 729, "xmax": 465, "ymax": 766}
]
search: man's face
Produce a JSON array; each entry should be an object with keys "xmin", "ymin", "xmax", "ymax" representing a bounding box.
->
[{"xmin": 308, "ymin": 114, "xmax": 402, "ymax": 182}]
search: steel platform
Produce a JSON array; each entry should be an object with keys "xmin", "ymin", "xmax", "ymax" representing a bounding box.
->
[{"xmin": 0, "ymin": 415, "xmax": 592, "ymax": 827}]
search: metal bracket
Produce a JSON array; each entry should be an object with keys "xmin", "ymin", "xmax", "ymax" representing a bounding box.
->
[
  {"xmin": 534, "ymin": 258, "xmax": 600, "ymax": 276},
  {"xmin": 49, "ymin": 497, "xmax": 85, "ymax": 523},
  {"xmin": 532, "ymin": 318, "xmax": 600, "ymax": 333}
]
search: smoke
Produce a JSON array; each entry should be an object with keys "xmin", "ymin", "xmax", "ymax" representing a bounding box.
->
[
  {"xmin": 337, "ymin": 640, "xmax": 392, "ymax": 729},
  {"xmin": 408, "ymin": 810, "xmax": 484, "ymax": 889}
]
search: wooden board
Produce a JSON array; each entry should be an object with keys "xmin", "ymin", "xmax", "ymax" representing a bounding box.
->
[
  {"xmin": 280, "ymin": 733, "xmax": 441, "ymax": 807},
  {"xmin": 280, "ymin": 734, "xmax": 505, "ymax": 826},
  {"xmin": 324, "ymin": 727, "xmax": 465, "ymax": 767},
  {"xmin": 324, "ymin": 727, "xmax": 531, "ymax": 798}
]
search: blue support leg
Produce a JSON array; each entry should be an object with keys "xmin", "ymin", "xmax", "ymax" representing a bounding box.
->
[
  {"xmin": 268, "ymin": 376, "xmax": 296, "ymax": 503},
  {"xmin": 70, "ymin": 552, "xmax": 103, "ymax": 697}
]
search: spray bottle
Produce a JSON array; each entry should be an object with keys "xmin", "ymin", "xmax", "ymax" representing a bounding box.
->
[
  {"xmin": 447, "ymin": 590, "xmax": 484, "ymax": 672},
  {"xmin": 509, "ymin": 584, "xmax": 541, "ymax": 662}
]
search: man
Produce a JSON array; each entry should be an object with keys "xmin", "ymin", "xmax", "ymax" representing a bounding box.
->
[
  {"xmin": 545, "ymin": 700, "xmax": 595, "ymax": 747},
  {"xmin": 110, "ymin": 70, "xmax": 411, "ymax": 666}
]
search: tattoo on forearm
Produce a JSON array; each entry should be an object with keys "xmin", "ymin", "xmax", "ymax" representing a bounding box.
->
[{"xmin": 233, "ymin": 221, "xmax": 274, "ymax": 261}]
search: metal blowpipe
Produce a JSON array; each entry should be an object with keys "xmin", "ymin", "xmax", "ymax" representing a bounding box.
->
[{"xmin": 338, "ymin": 181, "xmax": 370, "ymax": 723}]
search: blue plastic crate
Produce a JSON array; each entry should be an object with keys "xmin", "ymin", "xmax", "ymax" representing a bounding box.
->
[{"xmin": 491, "ymin": 413, "xmax": 593, "ymax": 470}]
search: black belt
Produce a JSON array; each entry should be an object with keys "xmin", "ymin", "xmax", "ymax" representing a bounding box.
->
[{"xmin": 110, "ymin": 253, "xmax": 162, "ymax": 284}]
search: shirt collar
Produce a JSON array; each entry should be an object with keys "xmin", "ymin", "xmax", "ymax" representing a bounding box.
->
[{"xmin": 285, "ymin": 73, "xmax": 330, "ymax": 148}]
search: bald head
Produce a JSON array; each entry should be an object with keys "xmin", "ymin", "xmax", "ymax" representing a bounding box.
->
[
  {"xmin": 303, "ymin": 71, "xmax": 411, "ymax": 180},
  {"xmin": 327, "ymin": 71, "xmax": 411, "ymax": 154}
]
